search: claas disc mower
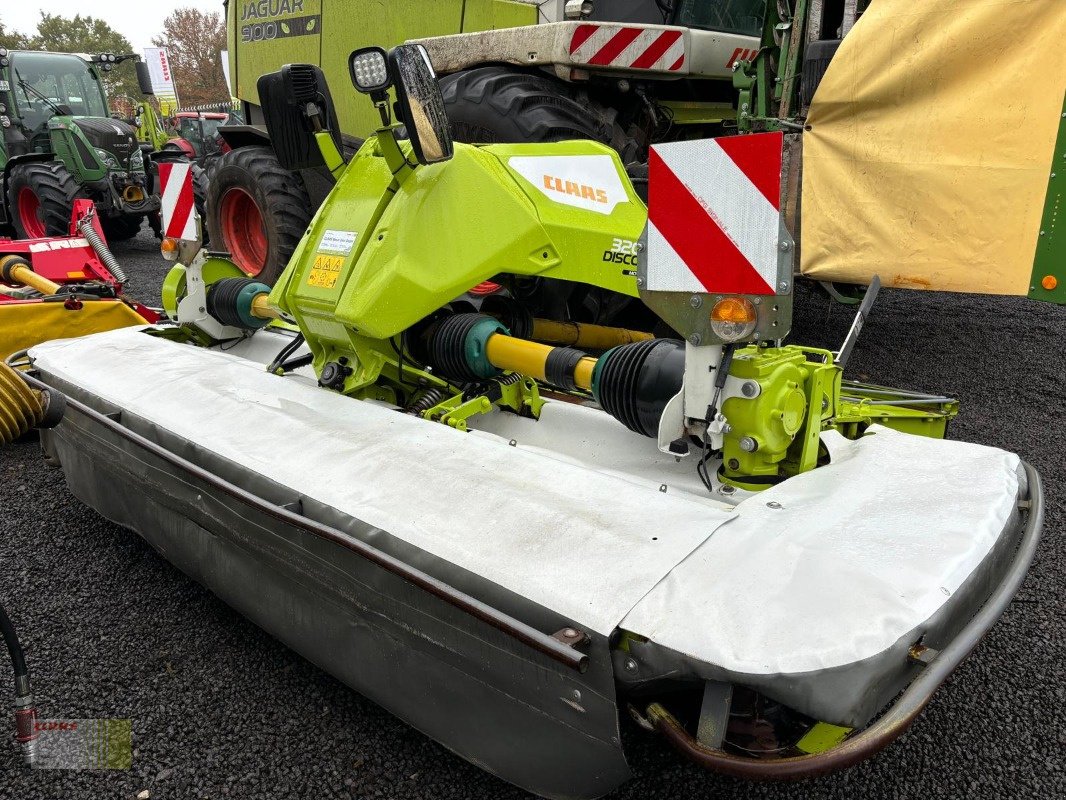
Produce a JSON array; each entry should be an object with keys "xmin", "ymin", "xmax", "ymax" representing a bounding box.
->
[{"xmin": 7, "ymin": 45, "xmax": 1042, "ymax": 799}]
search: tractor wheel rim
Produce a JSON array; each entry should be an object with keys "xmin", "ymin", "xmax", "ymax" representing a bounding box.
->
[
  {"xmin": 18, "ymin": 187, "xmax": 45, "ymax": 238},
  {"xmin": 219, "ymin": 187, "xmax": 267, "ymax": 276}
]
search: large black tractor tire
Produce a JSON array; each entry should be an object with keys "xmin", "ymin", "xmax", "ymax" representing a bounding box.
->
[
  {"xmin": 439, "ymin": 65, "xmax": 646, "ymax": 199},
  {"xmin": 7, "ymin": 162, "xmax": 84, "ymax": 239},
  {"xmin": 191, "ymin": 162, "xmax": 210, "ymax": 244},
  {"xmin": 439, "ymin": 66, "xmax": 618, "ymax": 146},
  {"xmin": 101, "ymin": 215, "xmax": 143, "ymax": 241},
  {"xmin": 205, "ymin": 146, "xmax": 312, "ymax": 286}
]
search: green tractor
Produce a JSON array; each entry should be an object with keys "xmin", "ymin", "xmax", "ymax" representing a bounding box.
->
[{"xmin": 0, "ymin": 47, "xmax": 198, "ymax": 241}]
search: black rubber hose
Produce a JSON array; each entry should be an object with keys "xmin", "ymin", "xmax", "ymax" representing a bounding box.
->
[
  {"xmin": 0, "ymin": 602, "xmax": 28, "ymax": 682},
  {"xmin": 1, "ymin": 600, "xmax": 38, "ymax": 765},
  {"xmin": 267, "ymin": 332, "xmax": 306, "ymax": 375}
]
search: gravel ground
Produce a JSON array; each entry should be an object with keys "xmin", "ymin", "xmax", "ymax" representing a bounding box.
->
[{"xmin": 1, "ymin": 228, "xmax": 1062, "ymax": 799}]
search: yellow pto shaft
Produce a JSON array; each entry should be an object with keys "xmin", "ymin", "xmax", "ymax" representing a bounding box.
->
[
  {"xmin": 251, "ymin": 292, "xmax": 281, "ymax": 320},
  {"xmin": 485, "ymin": 333, "xmax": 597, "ymax": 391},
  {"xmin": 530, "ymin": 318, "xmax": 653, "ymax": 350},
  {"xmin": 0, "ymin": 256, "xmax": 61, "ymax": 296}
]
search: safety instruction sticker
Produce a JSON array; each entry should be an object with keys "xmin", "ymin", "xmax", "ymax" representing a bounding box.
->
[
  {"xmin": 0, "ymin": 80, "xmax": 8, "ymax": 92},
  {"xmin": 307, "ymin": 254, "xmax": 344, "ymax": 289},
  {"xmin": 318, "ymin": 229, "xmax": 358, "ymax": 255}
]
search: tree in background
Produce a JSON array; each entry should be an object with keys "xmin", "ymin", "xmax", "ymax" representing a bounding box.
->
[
  {"xmin": 0, "ymin": 14, "xmax": 140, "ymax": 101},
  {"xmin": 152, "ymin": 9, "xmax": 229, "ymax": 107},
  {"xmin": 0, "ymin": 16, "xmax": 30, "ymax": 50}
]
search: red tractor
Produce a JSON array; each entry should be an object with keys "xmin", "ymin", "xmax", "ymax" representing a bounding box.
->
[{"xmin": 162, "ymin": 112, "xmax": 233, "ymax": 160}]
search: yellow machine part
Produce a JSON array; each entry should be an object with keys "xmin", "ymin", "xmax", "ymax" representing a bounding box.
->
[
  {"xmin": 800, "ymin": 0, "xmax": 1066, "ymax": 295},
  {"xmin": 485, "ymin": 333, "xmax": 597, "ymax": 390},
  {"xmin": 0, "ymin": 361, "xmax": 45, "ymax": 445},
  {"xmin": 0, "ymin": 300, "xmax": 149, "ymax": 361},
  {"xmin": 0, "ymin": 257, "xmax": 61, "ymax": 296},
  {"xmin": 530, "ymin": 319, "xmax": 653, "ymax": 350},
  {"xmin": 795, "ymin": 722, "xmax": 852, "ymax": 755}
]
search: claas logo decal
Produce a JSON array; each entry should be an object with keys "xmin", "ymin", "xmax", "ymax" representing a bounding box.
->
[
  {"xmin": 541, "ymin": 175, "xmax": 610, "ymax": 205},
  {"xmin": 508, "ymin": 154, "xmax": 627, "ymax": 216}
]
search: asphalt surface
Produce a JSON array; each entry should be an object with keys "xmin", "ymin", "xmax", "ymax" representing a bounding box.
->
[{"xmin": 1, "ymin": 229, "xmax": 1062, "ymax": 799}]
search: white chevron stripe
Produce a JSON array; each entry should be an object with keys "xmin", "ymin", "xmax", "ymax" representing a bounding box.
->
[
  {"xmin": 660, "ymin": 38, "xmax": 685, "ymax": 70},
  {"xmin": 615, "ymin": 29, "xmax": 662, "ymax": 66},
  {"xmin": 647, "ymin": 220, "xmax": 706, "ymax": 292},
  {"xmin": 569, "ymin": 26, "xmax": 620, "ymax": 62},
  {"xmin": 159, "ymin": 163, "xmax": 195, "ymax": 241},
  {"xmin": 571, "ymin": 26, "xmax": 687, "ymax": 71}
]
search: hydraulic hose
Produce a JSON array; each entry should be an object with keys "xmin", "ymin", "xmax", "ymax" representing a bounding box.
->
[
  {"xmin": 76, "ymin": 212, "xmax": 127, "ymax": 284},
  {"xmin": 0, "ymin": 602, "xmax": 37, "ymax": 766}
]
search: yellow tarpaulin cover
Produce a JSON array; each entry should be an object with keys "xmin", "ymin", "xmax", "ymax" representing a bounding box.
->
[
  {"xmin": 800, "ymin": 0, "xmax": 1066, "ymax": 294},
  {"xmin": 0, "ymin": 300, "xmax": 148, "ymax": 361}
]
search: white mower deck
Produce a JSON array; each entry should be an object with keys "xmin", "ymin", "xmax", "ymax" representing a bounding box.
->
[{"xmin": 30, "ymin": 326, "xmax": 1024, "ymax": 729}]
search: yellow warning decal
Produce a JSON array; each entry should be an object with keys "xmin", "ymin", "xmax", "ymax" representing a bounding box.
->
[{"xmin": 307, "ymin": 254, "xmax": 344, "ymax": 289}]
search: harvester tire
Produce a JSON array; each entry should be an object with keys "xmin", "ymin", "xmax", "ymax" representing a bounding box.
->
[
  {"xmin": 205, "ymin": 146, "xmax": 311, "ymax": 285},
  {"xmin": 7, "ymin": 162, "xmax": 84, "ymax": 239},
  {"xmin": 439, "ymin": 66, "xmax": 617, "ymax": 146},
  {"xmin": 101, "ymin": 215, "xmax": 143, "ymax": 241},
  {"xmin": 191, "ymin": 163, "xmax": 210, "ymax": 245}
]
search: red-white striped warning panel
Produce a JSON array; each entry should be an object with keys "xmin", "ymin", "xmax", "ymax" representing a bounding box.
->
[
  {"xmin": 158, "ymin": 162, "xmax": 197, "ymax": 241},
  {"xmin": 725, "ymin": 47, "xmax": 760, "ymax": 69},
  {"xmin": 569, "ymin": 24, "xmax": 685, "ymax": 72},
  {"xmin": 646, "ymin": 132, "xmax": 784, "ymax": 296}
]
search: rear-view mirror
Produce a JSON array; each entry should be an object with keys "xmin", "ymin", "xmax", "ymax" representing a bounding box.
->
[
  {"xmin": 387, "ymin": 44, "xmax": 453, "ymax": 166},
  {"xmin": 135, "ymin": 61, "xmax": 154, "ymax": 96}
]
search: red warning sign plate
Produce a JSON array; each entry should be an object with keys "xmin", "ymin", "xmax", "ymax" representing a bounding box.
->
[{"xmin": 646, "ymin": 132, "xmax": 783, "ymax": 295}]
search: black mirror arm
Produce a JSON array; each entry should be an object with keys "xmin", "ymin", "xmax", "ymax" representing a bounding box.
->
[
  {"xmin": 377, "ymin": 126, "xmax": 416, "ymax": 183},
  {"xmin": 370, "ymin": 90, "xmax": 391, "ymax": 127}
]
